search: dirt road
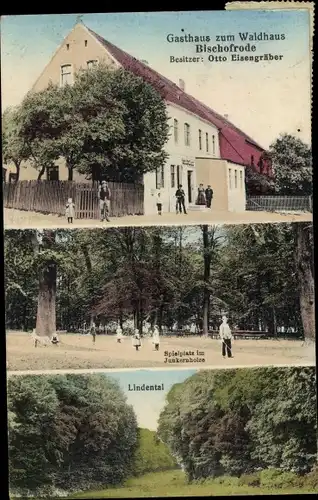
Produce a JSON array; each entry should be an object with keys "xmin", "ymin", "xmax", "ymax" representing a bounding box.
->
[
  {"xmin": 4, "ymin": 208, "xmax": 312, "ymax": 230},
  {"xmin": 6, "ymin": 332, "xmax": 315, "ymax": 372}
]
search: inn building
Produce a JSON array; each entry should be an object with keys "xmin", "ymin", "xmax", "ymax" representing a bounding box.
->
[{"xmin": 4, "ymin": 22, "xmax": 272, "ymax": 215}]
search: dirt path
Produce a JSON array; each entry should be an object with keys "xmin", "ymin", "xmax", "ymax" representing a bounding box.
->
[
  {"xmin": 6, "ymin": 333, "xmax": 315, "ymax": 372},
  {"xmin": 4, "ymin": 208, "xmax": 312, "ymax": 229}
]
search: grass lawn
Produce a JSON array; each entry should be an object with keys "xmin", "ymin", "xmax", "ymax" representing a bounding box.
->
[{"xmin": 69, "ymin": 469, "xmax": 313, "ymax": 498}]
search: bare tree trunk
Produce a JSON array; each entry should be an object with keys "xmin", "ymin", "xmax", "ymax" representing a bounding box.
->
[
  {"xmin": 67, "ymin": 163, "xmax": 74, "ymax": 181},
  {"xmin": 14, "ymin": 161, "xmax": 21, "ymax": 182},
  {"xmin": 37, "ymin": 166, "xmax": 46, "ymax": 180},
  {"xmin": 202, "ymin": 225, "xmax": 211, "ymax": 336},
  {"xmin": 35, "ymin": 230, "xmax": 57, "ymax": 336},
  {"xmin": 81, "ymin": 243, "xmax": 95, "ymax": 326},
  {"xmin": 295, "ymin": 223, "xmax": 315, "ymax": 341}
]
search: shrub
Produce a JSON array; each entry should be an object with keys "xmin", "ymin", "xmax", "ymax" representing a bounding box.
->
[
  {"xmin": 238, "ymin": 472, "xmax": 261, "ymax": 487},
  {"xmin": 303, "ymin": 466, "xmax": 318, "ymax": 490},
  {"xmin": 260, "ymin": 468, "xmax": 299, "ymax": 488},
  {"xmin": 212, "ymin": 476, "xmax": 239, "ymax": 487}
]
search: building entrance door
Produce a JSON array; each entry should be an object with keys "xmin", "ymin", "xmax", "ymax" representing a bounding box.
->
[{"xmin": 187, "ymin": 170, "xmax": 193, "ymax": 203}]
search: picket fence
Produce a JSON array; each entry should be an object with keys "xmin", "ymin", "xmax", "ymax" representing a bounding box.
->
[{"xmin": 3, "ymin": 180, "xmax": 144, "ymax": 219}]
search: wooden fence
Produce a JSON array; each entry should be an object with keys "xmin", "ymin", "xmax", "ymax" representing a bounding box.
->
[
  {"xmin": 3, "ymin": 180, "xmax": 144, "ymax": 219},
  {"xmin": 246, "ymin": 195, "xmax": 312, "ymax": 213}
]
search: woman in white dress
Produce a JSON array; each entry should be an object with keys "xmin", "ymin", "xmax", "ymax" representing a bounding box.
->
[{"xmin": 116, "ymin": 325, "xmax": 123, "ymax": 343}]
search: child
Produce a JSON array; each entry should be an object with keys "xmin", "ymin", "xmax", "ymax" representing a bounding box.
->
[
  {"xmin": 132, "ymin": 329, "xmax": 142, "ymax": 351},
  {"xmin": 65, "ymin": 197, "xmax": 75, "ymax": 224},
  {"xmin": 116, "ymin": 325, "xmax": 123, "ymax": 343},
  {"xmin": 90, "ymin": 321, "xmax": 96, "ymax": 343},
  {"xmin": 156, "ymin": 191, "xmax": 163, "ymax": 215},
  {"xmin": 152, "ymin": 325, "xmax": 160, "ymax": 351},
  {"xmin": 51, "ymin": 332, "xmax": 60, "ymax": 345}
]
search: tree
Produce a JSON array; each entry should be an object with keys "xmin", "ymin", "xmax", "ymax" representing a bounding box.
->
[
  {"xmin": 294, "ymin": 222, "xmax": 315, "ymax": 341},
  {"xmin": 17, "ymin": 85, "xmax": 64, "ymax": 179},
  {"xmin": 201, "ymin": 225, "xmax": 221, "ymax": 335},
  {"xmin": 72, "ymin": 65, "xmax": 170, "ymax": 182},
  {"xmin": 2, "ymin": 107, "xmax": 29, "ymax": 181},
  {"xmin": 270, "ymin": 134, "xmax": 312, "ymax": 195},
  {"xmin": 8, "ymin": 373, "xmax": 138, "ymax": 495}
]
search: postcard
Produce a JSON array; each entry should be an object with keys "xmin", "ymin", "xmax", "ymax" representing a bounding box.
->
[{"xmin": 1, "ymin": 9, "xmax": 312, "ymax": 228}]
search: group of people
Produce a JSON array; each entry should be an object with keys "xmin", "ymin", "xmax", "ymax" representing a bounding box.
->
[
  {"xmin": 87, "ymin": 322, "xmax": 161, "ymax": 351},
  {"xmin": 65, "ymin": 180, "xmax": 111, "ymax": 224},
  {"xmin": 155, "ymin": 183, "xmax": 214, "ymax": 216},
  {"xmin": 196, "ymin": 184, "xmax": 214, "ymax": 208}
]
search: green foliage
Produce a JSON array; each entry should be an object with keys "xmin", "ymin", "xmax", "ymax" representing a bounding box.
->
[
  {"xmin": 5, "ymin": 223, "xmax": 311, "ymax": 337},
  {"xmin": 270, "ymin": 133, "xmax": 312, "ymax": 195},
  {"xmin": 8, "ymin": 374, "xmax": 138, "ymax": 496},
  {"xmin": 132, "ymin": 428, "xmax": 178, "ymax": 476},
  {"xmin": 157, "ymin": 367, "xmax": 317, "ymax": 481},
  {"xmin": 303, "ymin": 466, "xmax": 318, "ymax": 490},
  {"xmin": 2, "ymin": 107, "xmax": 29, "ymax": 179},
  {"xmin": 259, "ymin": 468, "xmax": 299, "ymax": 489},
  {"xmin": 237, "ymin": 472, "xmax": 260, "ymax": 487},
  {"xmin": 16, "ymin": 65, "xmax": 169, "ymax": 181}
]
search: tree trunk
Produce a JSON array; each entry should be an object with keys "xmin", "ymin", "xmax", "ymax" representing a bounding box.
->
[
  {"xmin": 295, "ymin": 223, "xmax": 315, "ymax": 341},
  {"xmin": 37, "ymin": 166, "xmax": 46, "ymax": 180},
  {"xmin": 35, "ymin": 231, "xmax": 57, "ymax": 336},
  {"xmin": 67, "ymin": 164, "xmax": 73, "ymax": 181},
  {"xmin": 14, "ymin": 161, "xmax": 21, "ymax": 182},
  {"xmin": 272, "ymin": 306, "xmax": 277, "ymax": 338},
  {"xmin": 202, "ymin": 225, "xmax": 211, "ymax": 336},
  {"xmin": 81, "ymin": 243, "xmax": 95, "ymax": 325}
]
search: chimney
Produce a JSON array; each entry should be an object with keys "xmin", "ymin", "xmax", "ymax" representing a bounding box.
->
[{"xmin": 178, "ymin": 79, "xmax": 185, "ymax": 91}]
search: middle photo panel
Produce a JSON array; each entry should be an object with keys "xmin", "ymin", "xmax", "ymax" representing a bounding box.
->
[{"xmin": 5, "ymin": 222, "xmax": 315, "ymax": 373}]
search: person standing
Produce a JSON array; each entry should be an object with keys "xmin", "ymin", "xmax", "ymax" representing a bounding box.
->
[
  {"xmin": 196, "ymin": 184, "xmax": 206, "ymax": 205},
  {"xmin": 132, "ymin": 329, "xmax": 142, "ymax": 351},
  {"xmin": 65, "ymin": 197, "xmax": 75, "ymax": 223},
  {"xmin": 175, "ymin": 185, "xmax": 187, "ymax": 214},
  {"xmin": 152, "ymin": 325, "xmax": 160, "ymax": 351},
  {"xmin": 99, "ymin": 181, "xmax": 111, "ymax": 222},
  {"xmin": 156, "ymin": 190, "xmax": 163, "ymax": 215},
  {"xmin": 205, "ymin": 185, "xmax": 214, "ymax": 208},
  {"xmin": 219, "ymin": 316, "xmax": 233, "ymax": 358},
  {"xmin": 90, "ymin": 321, "xmax": 96, "ymax": 343},
  {"xmin": 116, "ymin": 324, "xmax": 123, "ymax": 343}
]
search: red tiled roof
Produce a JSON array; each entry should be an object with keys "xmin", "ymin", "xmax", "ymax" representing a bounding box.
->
[{"xmin": 88, "ymin": 27, "xmax": 269, "ymax": 170}]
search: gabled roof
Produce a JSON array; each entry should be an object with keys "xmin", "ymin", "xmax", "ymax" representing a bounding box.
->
[{"xmin": 87, "ymin": 27, "xmax": 266, "ymax": 167}]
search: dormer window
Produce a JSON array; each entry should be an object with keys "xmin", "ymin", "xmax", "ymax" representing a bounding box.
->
[{"xmin": 87, "ymin": 60, "xmax": 98, "ymax": 70}]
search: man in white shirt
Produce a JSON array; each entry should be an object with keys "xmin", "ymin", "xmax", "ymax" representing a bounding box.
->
[{"xmin": 219, "ymin": 316, "xmax": 233, "ymax": 358}]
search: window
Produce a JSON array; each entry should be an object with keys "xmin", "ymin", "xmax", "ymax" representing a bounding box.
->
[
  {"xmin": 84, "ymin": 40, "xmax": 88, "ymax": 47},
  {"xmin": 240, "ymin": 171, "xmax": 243, "ymax": 190},
  {"xmin": 251, "ymin": 155, "xmax": 254, "ymax": 166},
  {"xmin": 60, "ymin": 64, "xmax": 73, "ymax": 86},
  {"xmin": 234, "ymin": 169, "xmax": 238, "ymax": 188},
  {"xmin": 47, "ymin": 166, "xmax": 59, "ymax": 181},
  {"xmin": 173, "ymin": 119, "xmax": 179, "ymax": 143},
  {"xmin": 66, "ymin": 43, "xmax": 69, "ymax": 50},
  {"xmin": 87, "ymin": 60, "xmax": 98, "ymax": 70},
  {"xmin": 170, "ymin": 165, "xmax": 175, "ymax": 188},
  {"xmin": 184, "ymin": 123, "xmax": 190, "ymax": 146},
  {"xmin": 156, "ymin": 165, "xmax": 165, "ymax": 189},
  {"xmin": 228, "ymin": 168, "xmax": 232, "ymax": 189},
  {"xmin": 198, "ymin": 129, "xmax": 202, "ymax": 150},
  {"xmin": 212, "ymin": 135, "xmax": 215, "ymax": 155},
  {"xmin": 205, "ymin": 132, "xmax": 209, "ymax": 152},
  {"xmin": 177, "ymin": 165, "xmax": 181, "ymax": 187}
]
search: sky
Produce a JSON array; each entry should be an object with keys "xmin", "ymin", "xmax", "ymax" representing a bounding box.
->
[
  {"xmin": 1, "ymin": 10, "xmax": 312, "ymax": 148},
  {"xmin": 106, "ymin": 368, "xmax": 196, "ymax": 430}
]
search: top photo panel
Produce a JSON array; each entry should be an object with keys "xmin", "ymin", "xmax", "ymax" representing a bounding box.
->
[{"xmin": 2, "ymin": 10, "xmax": 313, "ymax": 229}]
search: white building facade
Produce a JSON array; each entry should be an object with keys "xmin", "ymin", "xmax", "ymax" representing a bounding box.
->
[{"xmin": 144, "ymin": 102, "xmax": 220, "ymax": 215}]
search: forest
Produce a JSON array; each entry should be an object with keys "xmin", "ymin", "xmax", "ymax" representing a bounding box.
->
[
  {"xmin": 8, "ymin": 367, "xmax": 318, "ymax": 498},
  {"xmin": 4, "ymin": 222, "xmax": 314, "ymax": 340}
]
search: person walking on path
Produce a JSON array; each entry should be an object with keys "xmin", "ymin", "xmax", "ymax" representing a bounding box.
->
[
  {"xmin": 205, "ymin": 185, "xmax": 214, "ymax": 208},
  {"xmin": 219, "ymin": 316, "xmax": 233, "ymax": 358},
  {"xmin": 132, "ymin": 330, "xmax": 142, "ymax": 351},
  {"xmin": 175, "ymin": 185, "xmax": 187, "ymax": 214},
  {"xmin": 99, "ymin": 181, "xmax": 111, "ymax": 222},
  {"xmin": 90, "ymin": 321, "xmax": 96, "ymax": 343},
  {"xmin": 152, "ymin": 325, "xmax": 160, "ymax": 351}
]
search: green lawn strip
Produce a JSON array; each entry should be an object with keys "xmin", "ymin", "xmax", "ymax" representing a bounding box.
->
[{"xmin": 69, "ymin": 470, "xmax": 313, "ymax": 498}]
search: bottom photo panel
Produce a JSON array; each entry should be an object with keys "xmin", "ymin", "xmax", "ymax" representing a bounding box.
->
[{"xmin": 8, "ymin": 365, "xmax": 317, "ymax": 499}]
